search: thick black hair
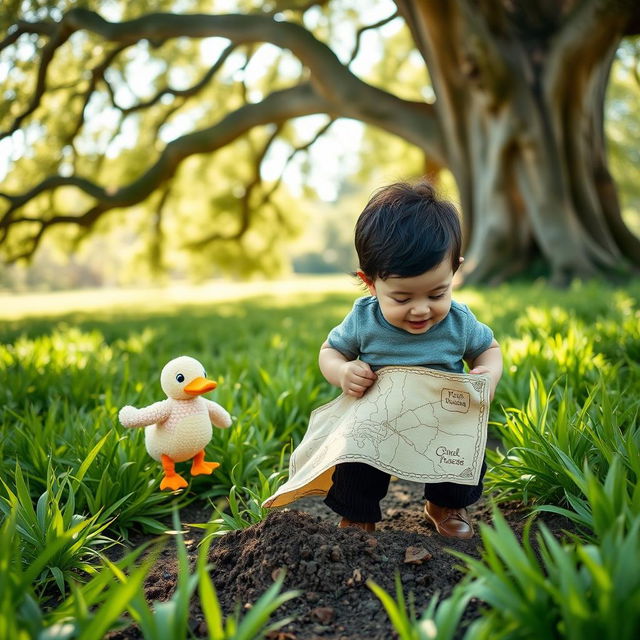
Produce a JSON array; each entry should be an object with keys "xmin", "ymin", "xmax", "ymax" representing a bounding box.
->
[{"xmin": 354, "ymin": 181, "xmax": 462, "ymax": 280}]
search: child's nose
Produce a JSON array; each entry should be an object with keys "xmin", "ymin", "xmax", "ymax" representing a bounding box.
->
[{"xmin": 412, "ymin": 300, "xmax": 430, "ymax": 315}]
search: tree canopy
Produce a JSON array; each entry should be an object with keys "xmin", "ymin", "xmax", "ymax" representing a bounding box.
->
[{"xmin": 2, "ymin": 1, "xmax": 639, "ymax": 284}]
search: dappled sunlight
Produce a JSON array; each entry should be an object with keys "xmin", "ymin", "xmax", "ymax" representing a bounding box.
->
[
  {"xmin": 5, "ymin": 325, "xmax": 112, "ymax": 370},
  {"xmin": 0, "ymin": 275, "xmax": 354, "ymax": 320},
  {"xmin": 2, "ymin": 325, "xmax": 158, "ymax": 370}
]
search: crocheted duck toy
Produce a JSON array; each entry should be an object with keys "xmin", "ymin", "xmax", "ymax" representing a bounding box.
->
[{"xmin": 119, "ymin": 355, "xmax": 231, "ymax": 490}]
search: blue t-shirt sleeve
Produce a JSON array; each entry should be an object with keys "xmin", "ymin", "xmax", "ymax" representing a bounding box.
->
[
  {"xmin": 462, "ymin": 305, "xmax": 494, "ymax": 361},
  {"xmin": 327, "ymin": 305, "xmax": 360, "ymax": 360}
]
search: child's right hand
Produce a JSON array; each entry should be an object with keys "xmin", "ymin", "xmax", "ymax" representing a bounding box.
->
[{"xmin": 339, "ymin": 361, "xmax": 377, "ymax": 398}]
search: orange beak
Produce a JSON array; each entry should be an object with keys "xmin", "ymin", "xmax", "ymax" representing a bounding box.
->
[{"xmin": 184, "ymin": 377, "xmax": 217, "ymax": 395}]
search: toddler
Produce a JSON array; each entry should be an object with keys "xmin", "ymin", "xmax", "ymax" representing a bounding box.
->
[{"xmin": 319, "ymin": 181, "xmax": 502, "ymax": 539}]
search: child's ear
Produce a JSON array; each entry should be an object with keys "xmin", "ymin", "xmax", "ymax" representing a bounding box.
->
[{"xmin": 357, "ymin": 271, "xmax": 376, "ymax": 295}]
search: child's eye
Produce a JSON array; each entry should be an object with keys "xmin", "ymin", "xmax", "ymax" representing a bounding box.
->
[
  {"xmin": 392, "ymin": 298, "xmax": 410, "ymax": 304},
  {"xmin": 430, "ymin": 293, "xmax": 446, "ymax": 300}
]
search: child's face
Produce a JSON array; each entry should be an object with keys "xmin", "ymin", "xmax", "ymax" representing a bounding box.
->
[{"xmin": 361, "ymin": 258, "xmax": 454, "ymax": 334}]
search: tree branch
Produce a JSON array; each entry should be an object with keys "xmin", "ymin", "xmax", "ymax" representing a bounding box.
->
[
  {"xmin": 11, "ymin": 8, "xmax": 443, "ymax": 159},
  {"xmin": 349, "ymin": 11, "xmax": 399, "ymax": 63},
  {"xmin": 259, "ymin": 117, "xmax": 336, "ymax": 208},
  {"xmin": 3, "ymin": 7, "xmax": 447, "ymax": 258},
  {"xmin": 0, "ymin": 20, "xmax": 55, "ymax": 53},
  {"xmin": 66, "ymin": 44, "xmax": 130, "ymax": 143},
  {"xmin": 0, "ymin": 84, "xmax": 333, "ymax": 259},
  {"xmin": 120, "ymin": 42, "xmax": 236, "ymax": 116},
  {"xmin": 188, "ymin": 124, "xmax": 284, "ymax": 249},
  {"xmin": 0, "ymin": 23, "xmax": 74, "ymax": 140},
  {"xmin": 267, "ymin": 0, "xmax": 331, "ymax": 17},
  {"xmin": 149, "ymin": 184, "xmax": 171, "ymax": 273}
]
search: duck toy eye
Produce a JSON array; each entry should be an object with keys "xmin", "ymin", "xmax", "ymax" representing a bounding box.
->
[{"xmin": 176, "ymin": 373, "xmax": 185, "ymax": 383}]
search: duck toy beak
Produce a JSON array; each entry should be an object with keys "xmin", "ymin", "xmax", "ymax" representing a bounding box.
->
[{"xmin": 184, "ymin": 377, "xmax": 217, "ymax": 395}]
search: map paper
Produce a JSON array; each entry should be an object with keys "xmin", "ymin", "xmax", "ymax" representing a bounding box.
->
[{"xmin": 263, "ymin": 366, "xmax": 489, "ymax": 509}]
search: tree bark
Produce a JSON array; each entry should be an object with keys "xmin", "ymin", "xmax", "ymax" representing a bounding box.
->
[{"xmin": 399, "ymin": 0, "xmax": 640, "ymax": 284}]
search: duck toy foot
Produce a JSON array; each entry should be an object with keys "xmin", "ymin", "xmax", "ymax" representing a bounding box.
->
[
  {"xmin": 160, "ymin": 473, "xmax": 189, "ymax": 491},
  {"xmin": 191, "ymin": 461, "xmax": 220, "ymax": 476},
  {"xmin": 190, "ymin": 450, "xmax": 220, "ymax": 476}
]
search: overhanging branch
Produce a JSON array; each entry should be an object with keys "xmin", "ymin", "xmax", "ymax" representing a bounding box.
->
[
  {"xmin": 10, "ymin": 8, "xmax": 443, "ymax": 159},
  {"xmin": 0, "ymin": 24, "xmax": 74, "ymax": 140},
  {"xmin": 3, "ymin": 6, "xmax": 447, "ymax": 260},
  {"xmin": 187, "ymin": 124, "xmax": 284, "ymax": 249},
  {"xmin": 349, "ymin": 11, "xmax": 399, "ymax": 63},
  {"xmin": 0, "ymin": 83, "xmax": 334, "ymax": 260}
]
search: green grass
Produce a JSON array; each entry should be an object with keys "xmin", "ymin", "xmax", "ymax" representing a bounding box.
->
[
  {"xmin": 453, "ymin": 506, "xmax": 640, "ymax": 640},
  {"xmin": 1, "ymin": 279, "xmax": 639, "ymax": 637}
]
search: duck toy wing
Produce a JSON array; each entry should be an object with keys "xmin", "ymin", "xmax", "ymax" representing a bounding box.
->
[{"xmin": 118, "ymin": 355, "xmax": 231, "ymax": 491}]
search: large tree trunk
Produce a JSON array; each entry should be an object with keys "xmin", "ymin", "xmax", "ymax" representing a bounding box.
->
[{"xmin": 400, "ymin": 1, "xmax": 640, "ymax": 285}]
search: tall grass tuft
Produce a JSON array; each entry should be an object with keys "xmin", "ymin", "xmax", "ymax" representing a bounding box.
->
[
  {"xmin": 0, "ymin": 507, "xmax": 156, "ymax": 639},
  {"xmin": 0, "ymin": 464, "xmax": 113, "ymax": 595},
  {"xmin": 450, "ymin": 507, "xmax": 640, "ymax": 640},
  {"xmin": 368, "ymin": 573, "xmax": 471, "ymax": 640},
  {"xmin": 486, "ymin": 370, "xmax": 639, "ymax": 507}
]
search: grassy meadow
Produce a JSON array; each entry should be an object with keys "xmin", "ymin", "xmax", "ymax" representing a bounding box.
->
[{"xmin": 1, "ymin": 277, "xmax": 640, "ymax": 639}]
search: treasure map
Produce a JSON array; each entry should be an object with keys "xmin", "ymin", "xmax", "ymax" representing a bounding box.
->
[{"xmin": 263, "ymin": 366, "xmax": 489, "ymax": 509}]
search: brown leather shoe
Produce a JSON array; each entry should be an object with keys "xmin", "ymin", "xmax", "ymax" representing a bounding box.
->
[
  {"xmin": 424, "ymin": 501, "xmax": 474, "ymax": 539},
  {"xmin": 338, "ymin": 517, "xmax": 375, "ymax": 533}
]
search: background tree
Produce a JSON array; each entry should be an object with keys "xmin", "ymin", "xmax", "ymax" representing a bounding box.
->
[
  {"xmin": 606, "ymin": 35, "xmax": 640, "ymax": 238},
  {"xmin": 1, "ymin": 0, "xmax": 639, "ymax": 285}
]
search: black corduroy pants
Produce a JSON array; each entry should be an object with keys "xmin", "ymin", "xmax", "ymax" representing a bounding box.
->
[{"xmin": 323, "ymin": 459, "xmax": 487, "ymax": 522}]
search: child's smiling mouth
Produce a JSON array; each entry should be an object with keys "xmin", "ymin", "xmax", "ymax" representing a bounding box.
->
[{"xmin": 407, "ymin": 319, "xmax": 430, "ymax": 330}]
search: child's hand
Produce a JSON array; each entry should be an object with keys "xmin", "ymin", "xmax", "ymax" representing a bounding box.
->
[
  {"xmin": 469, "ymin": 365, "xmax": 498, "ymax": 401},
  {"xmin": 339, "ymin": 361, "xmax": 377, "ymax": 398}
]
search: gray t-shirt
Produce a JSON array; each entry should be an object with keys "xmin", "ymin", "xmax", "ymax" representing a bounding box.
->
[{"xmin": 327, "ymin": 296, "xmax": 493, "ymax": 374}]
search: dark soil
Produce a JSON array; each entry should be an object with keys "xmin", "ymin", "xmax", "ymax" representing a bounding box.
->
[{"xmin": 107, "ymin": 479, "xmax": 575, "ymax": 640}]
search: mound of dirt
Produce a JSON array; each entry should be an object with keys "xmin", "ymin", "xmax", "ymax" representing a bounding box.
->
[
  {"xmin": 205, "ymin": 497, "xmax": 486, "ymax": 639},
  {"xmin": 107, "ymin": 479, "xmax": 574, "ymax": 639}
]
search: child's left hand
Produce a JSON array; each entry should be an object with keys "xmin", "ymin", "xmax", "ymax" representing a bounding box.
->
[
  {"xmin": 468, "ymin": 339, "xmax": 502, "ymax": 402},
  {"xmin": 469, "ymin": 366, "xmax": 498, "ymax": 401}
]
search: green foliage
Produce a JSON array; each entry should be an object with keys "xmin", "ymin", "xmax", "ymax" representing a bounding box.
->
[
  {"xmin": 0, "ymin": 463, "xmax": 113, "ymax": 595},
  {"xmin": 607, "ymin": 36, "xmax": 640, "ymax": 235},
  {"xmin": 450, "ymin": 507, "xmax": 640, "ymax": 640},
  {"xmin": 197, "ymin": 568, "xmax": 299, "ymax": 640},
  {"xmin": 368, "ymin": 573, "xmax": 471, "ymax": 640},
  {"xmin": 0, "ymin": 506, "xmax": 157, "ymax": 640},
  {"xmin": 535, "ymin": 456, "xmax": 640, "ymax": 543},
  {"xmin": 0, "ymin": 502, "xmax": 299, "ymax": 639},
  {"xmin": 201, "ymin": 467, "xmax": 287, "ymax": 539},
  {"xmin": 0, "ymin": 324, "xmax": 190, "ymax": 534},
  {"xmin": 483, "ymin": 279, "xmax": 640, "ymax": 514},
  {"xmin": 0, "ymin": 290, "xmax": 348, "ymax": 573},
  {"xmin": 1, "ymin": 279, "xmax": 640, "ymax": 636},
  {"xmin": 3, "ymin": 1, "xmax": 403, "ymax": 282},
  {"xmin": 486, "ymin": 371, "xmax": 639, "ymax": 507}
]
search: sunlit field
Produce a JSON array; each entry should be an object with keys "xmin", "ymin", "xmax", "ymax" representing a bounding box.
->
[
  {"xmin": 2, "ymin": 278, "xmax": 640, "ymax": 638},
  {"xmin": 0, "ymin": 275, "xmax": 355, "ymax": 320}
]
